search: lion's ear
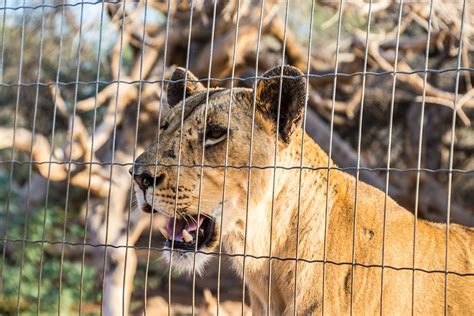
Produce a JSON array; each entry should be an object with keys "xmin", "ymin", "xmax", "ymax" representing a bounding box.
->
[
  {"xmin": 167, "ymin": 67, "xmax": 205, "ymax": 107},
  {"xmin": 255, "ymin": 65, "xmax": 306, "ymax": 143}
]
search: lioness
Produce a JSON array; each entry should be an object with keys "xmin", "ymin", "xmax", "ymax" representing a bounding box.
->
[{"xmin": 132, "ymin": 65, "xmax": 473, "ymax": 314}]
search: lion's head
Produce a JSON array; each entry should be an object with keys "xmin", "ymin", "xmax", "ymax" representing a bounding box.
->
[{"xmin": 132, "ymin": 65, "xmax": 306, "ymax": 274}]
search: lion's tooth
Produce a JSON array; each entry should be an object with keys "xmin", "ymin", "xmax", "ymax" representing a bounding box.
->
[
  {"xmin": 159, "ymin": 227, "xmax": 170, "ymax": 240},
  {"xmin": 183, "ymin": 229, "xmax": 193, "ymax": 243}
]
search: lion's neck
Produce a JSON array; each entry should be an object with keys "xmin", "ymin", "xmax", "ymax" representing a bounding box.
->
[
  {"xmin": 225, "ymin": 130, "xmax": 337, "ymax": 280},
  {"xmin": 268, "ymin": 130, "xmax": 336, "ymax": 254}
]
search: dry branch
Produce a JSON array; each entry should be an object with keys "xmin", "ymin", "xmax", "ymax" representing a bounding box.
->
[
  {"xmin": 0, "ymin": 127, "xmax": 109, "ymax": 197},
  {"xmin": 363, "ymin": 41, "xmax": 473, "ymax": 125}
]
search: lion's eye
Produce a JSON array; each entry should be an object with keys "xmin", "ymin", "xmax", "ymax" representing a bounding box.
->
[
  {"xmin": 160, "ymin": 121, "xmax": 169, "ymax": 130},
  {"xmin": 205, "ymin": 126, "xmax": 227, "ymax": 146}
]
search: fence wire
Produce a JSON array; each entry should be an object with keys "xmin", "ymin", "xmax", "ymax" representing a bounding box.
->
[{"xmin": 0, "ymin": 0, "xmax": 473, "ymax": 315}]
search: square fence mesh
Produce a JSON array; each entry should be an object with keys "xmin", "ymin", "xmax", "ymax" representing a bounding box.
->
[{"xmin": 0, "ymin": 0, "xmax": 473, "ymax": 315}]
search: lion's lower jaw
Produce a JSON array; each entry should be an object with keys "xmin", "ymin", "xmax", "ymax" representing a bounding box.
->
[{"xmin": 161, "ymin": 247, "xmax": 211, "ymax": 277}]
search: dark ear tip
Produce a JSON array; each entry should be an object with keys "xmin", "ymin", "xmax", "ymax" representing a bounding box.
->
[
  {"xmin": 170, "ymin": 67, "xmax": 198, "ymax": 81},
  {"xmin": 167, "ymin": 67, "xmax": 204, "ymax": 107},
  {"xmin": 259, "ymin": 65, "xmax": 306, "ymax": 99},
  {"xmin": 170, "ymin": 67, "xmax": 186, "ymax": 80},
  {"xmin": 262, "ymin": 65, "xmax": 305, "ymax": 80}
]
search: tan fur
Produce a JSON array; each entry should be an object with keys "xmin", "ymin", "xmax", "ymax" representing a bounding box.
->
[{"xmin": 134, "ymin": 71, "xmax": 473, "ymax": 315}]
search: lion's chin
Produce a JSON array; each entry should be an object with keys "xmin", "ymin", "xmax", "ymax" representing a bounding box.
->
[{"xmin": 161, "ymin": 247, "xmax": 213, "ymax": 277}]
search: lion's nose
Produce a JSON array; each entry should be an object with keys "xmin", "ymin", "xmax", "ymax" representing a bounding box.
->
[{"xmin": 133, "ymin": 173, "xmax": 165, "ymax": 191}]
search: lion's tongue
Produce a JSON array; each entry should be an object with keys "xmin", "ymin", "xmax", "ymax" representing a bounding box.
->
[{"xmin": 166, "ymin": 216, "xmax": 205, "ymax": 241}]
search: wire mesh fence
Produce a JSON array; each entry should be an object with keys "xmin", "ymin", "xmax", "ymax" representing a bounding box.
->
[{"xmin": 0, "ymin": 0, "xmax": 473, "ymax": 315}]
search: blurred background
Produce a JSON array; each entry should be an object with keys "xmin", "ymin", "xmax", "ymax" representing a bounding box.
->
[{"xmin": 0, "ymin": 0, "xmax": 473, "ymax": 314}]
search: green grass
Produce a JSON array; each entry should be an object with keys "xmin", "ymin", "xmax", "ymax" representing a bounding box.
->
[{"xmin": 0, "ymin": 171, "xmax": 100, "ymax": 314}]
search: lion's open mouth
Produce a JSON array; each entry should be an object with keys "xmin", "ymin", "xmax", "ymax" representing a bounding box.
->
[
  {"xmin": 161, "ymin": 215, "xmax": 215, "ymax": 251},
  {"xmin": 141, "ymin": 203, "xmax": 215, "ymax": 250}
]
